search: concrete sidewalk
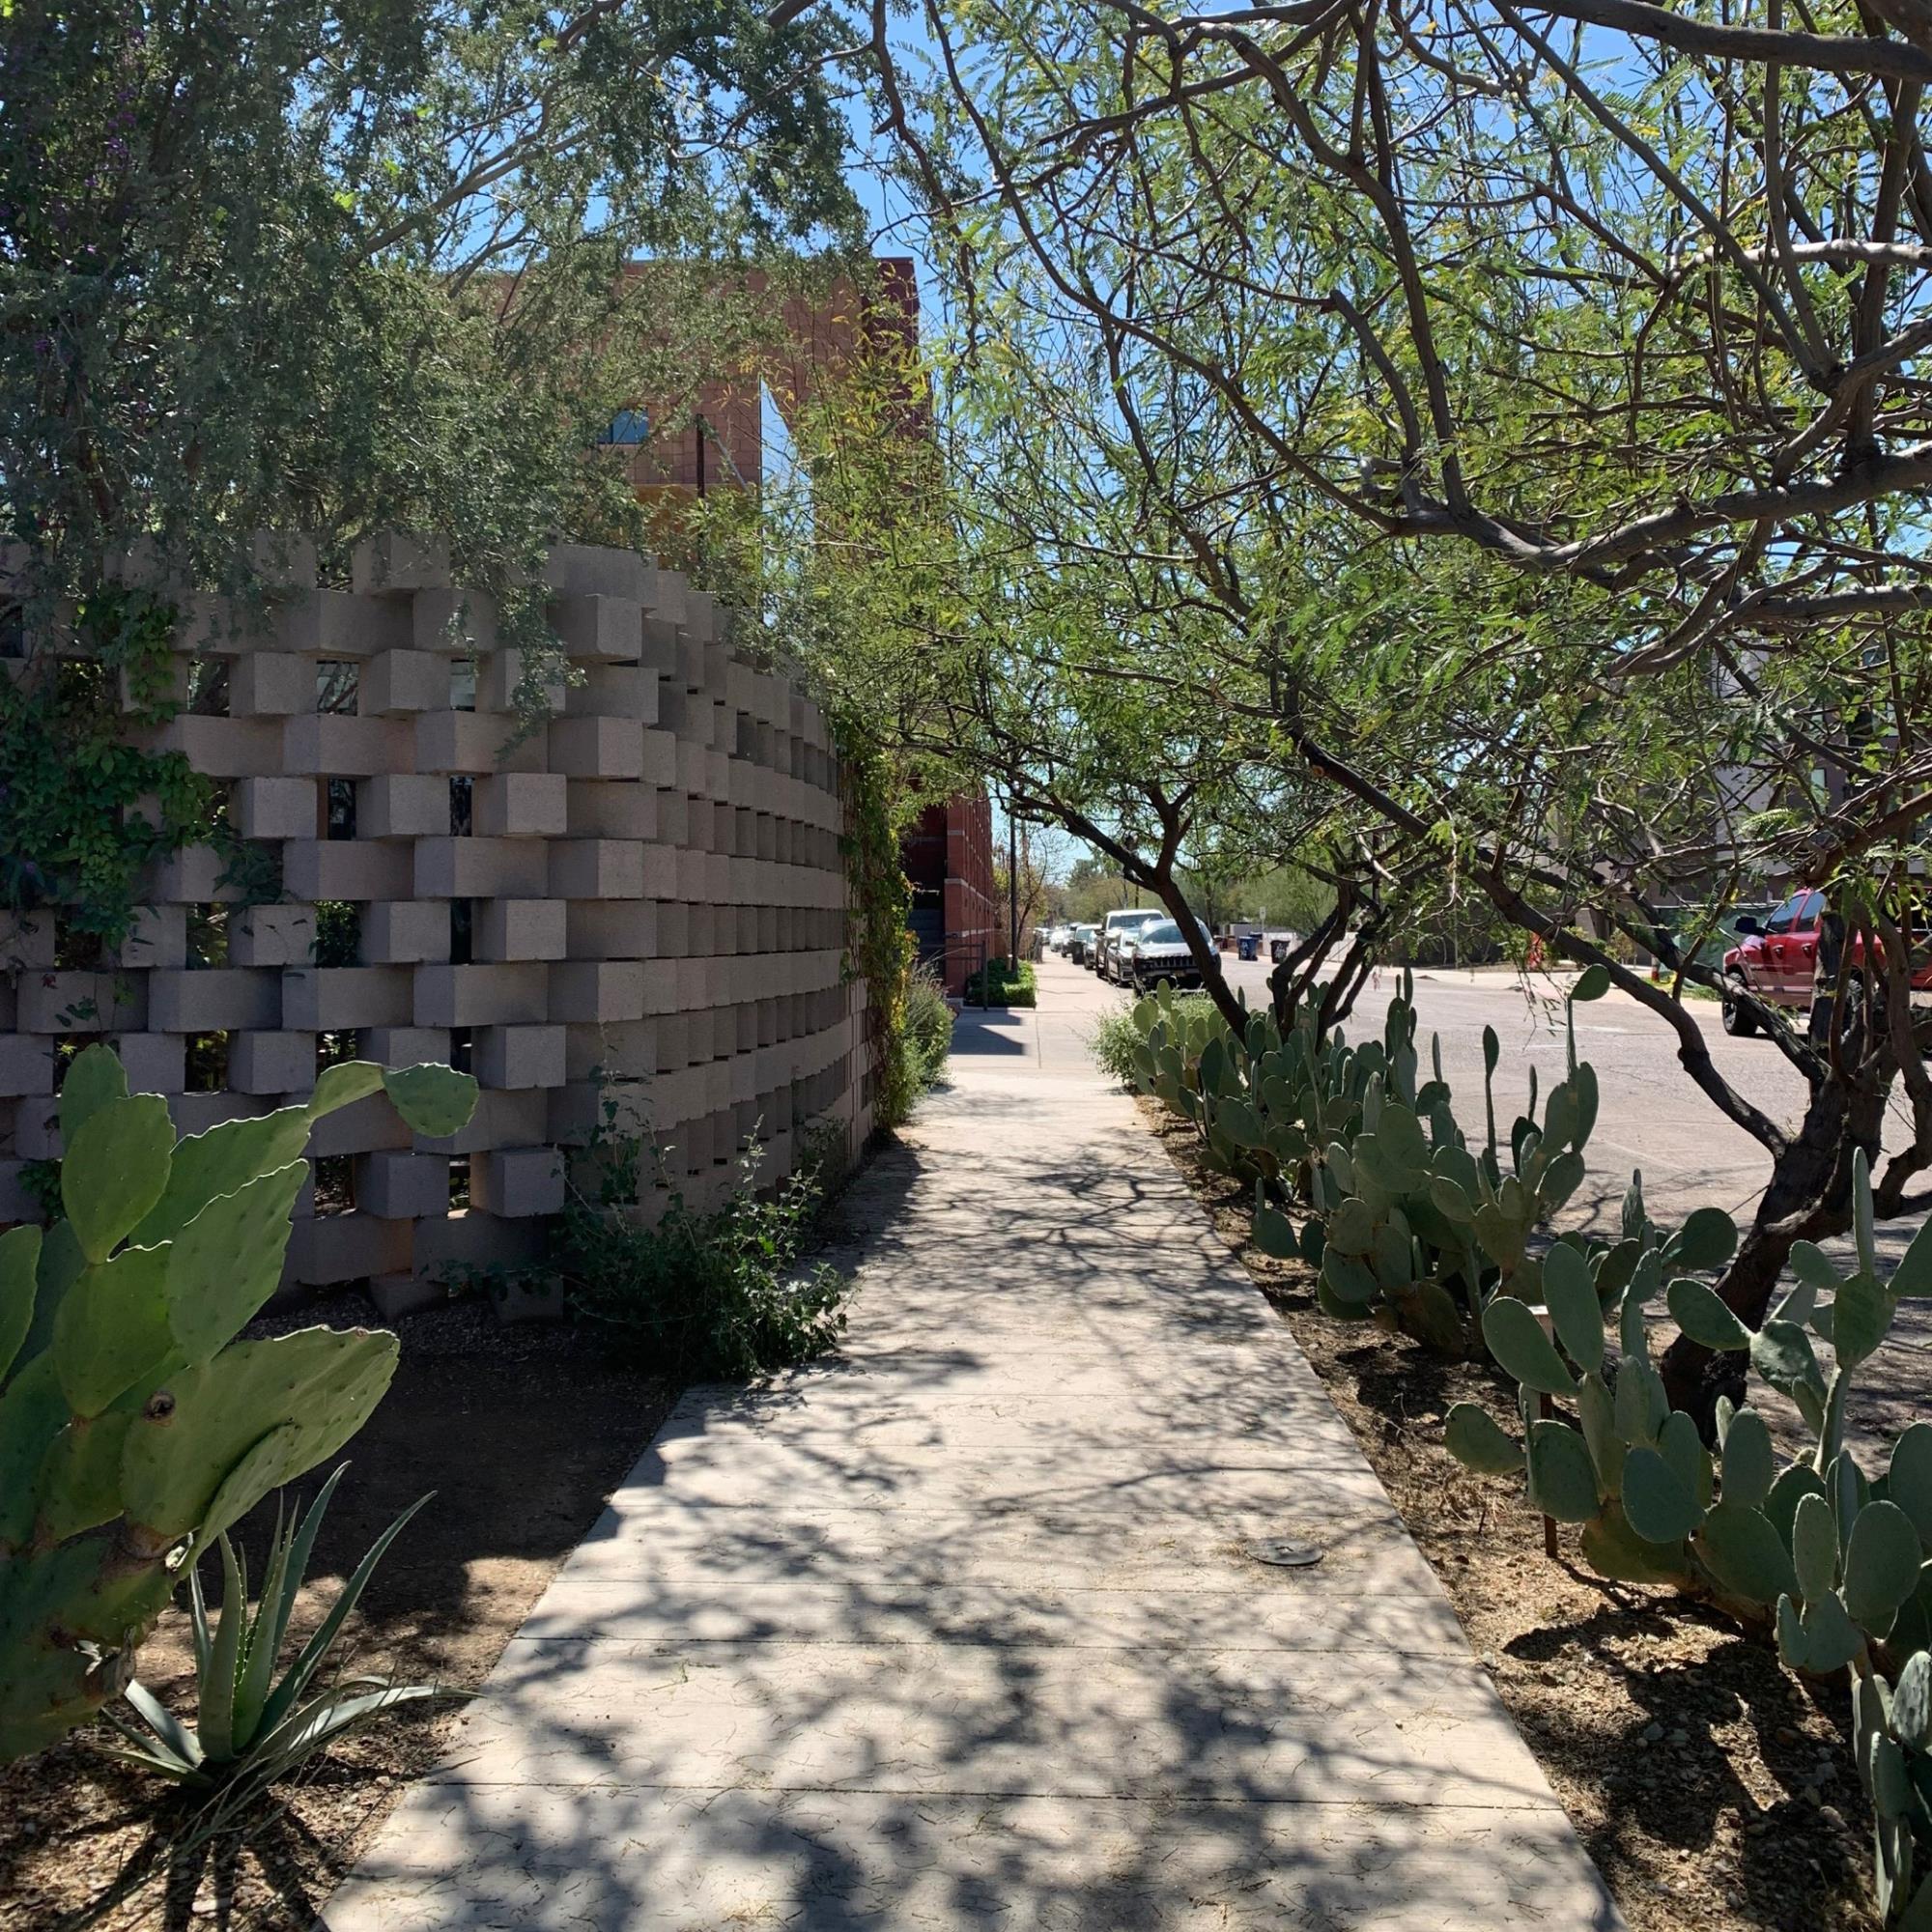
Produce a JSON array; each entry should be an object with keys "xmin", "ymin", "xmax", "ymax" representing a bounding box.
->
[{"xmin": 326, "ymin": 971, "xmax": 1623, "ymax": 1930}]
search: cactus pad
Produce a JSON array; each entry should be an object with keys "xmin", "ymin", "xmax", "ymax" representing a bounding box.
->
[
  {"xmin": 130, "ymin": 1105, "xmax": 315, "ymax": 1247},
  {"xmin": 0, "ymin": 1224, "xmax": 42, "ymax": 1383},
  {"xmin": 1444, "ymin": 1401, "xmax": 1522, "ymax": 1475},
  {"xmin": 57, "ymin": 1043, "xmax": 128, "ymax": 1143},
  {"xmin": 1526, "ymin": 1420, "xmax": 1601, "ymax": 1522},
  {"xmin": 50, "ymin": 1245, "xmax": 174, "ymax": 1418},
  {"xmin": 1481, "ymin": 1295, "xmax": 1572, "ymax": 1396},
  {"xmin": 381, "ymin": 1063, "xmax": 481, "ymax": 1140},
  {"xmin": 1843, "ymin": 1500, "xmax": 1921, "ymax": 1635},
  {"xmin": 1622, "ymin": 1445, "xmax": 1703, "ymax": 1543},
  {"xmin": 62, "ymin": 1095, "xmax": 174, "ymax": 1264},
  {"xmin": 164, "ymin": 1161, "xmax": 308, "ymax": 1364},
  {"xmin": 1696, "ymin": 1500, "xmax": 1798, "ymax": 1605},
  {"xmin": 1666, "ymin": 1277, "xmax": 1751, "ymax": 1352},
  {"xmin": 119, "ymin": 1327, "xmax": 400, "ymax": 1543}
]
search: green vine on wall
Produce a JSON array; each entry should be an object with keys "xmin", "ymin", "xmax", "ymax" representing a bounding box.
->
[
  {"xmin": 834, "ymin": 715, "xmax": 921, "ymax": 1131},
  {"xmin": 0, "ymin": 591, "xmax": 215, "ymax": 952}
]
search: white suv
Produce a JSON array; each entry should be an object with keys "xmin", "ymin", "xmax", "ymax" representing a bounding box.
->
[{"xmin": 1096, "ymin": 908, "xmax": 1168, "ymax": 981}]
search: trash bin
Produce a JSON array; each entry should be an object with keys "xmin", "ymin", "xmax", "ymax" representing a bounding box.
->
[
  {"xmin": 1237, "ymin": 932, "xmax": 1259, "ymax": 962},
  {"xmin": 1270, "ymin": 938, "xmax": 1290, "ymax": 964}
]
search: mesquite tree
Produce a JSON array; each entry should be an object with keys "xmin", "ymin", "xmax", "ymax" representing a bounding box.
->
[
  {"xmin": 2, "ymin": 0, "xmax": 859, "ymax": 598},
  {"xmin": 696, "ymin": 322, "xmax": 1409, "ymax": 1036},
  {"xmin": 783, "ymin": 0, "xmax": 1932, "ymax": 1408},
  {"xmin": 0, "ymin": 0, "xmax": 862, "ymax": 942}
]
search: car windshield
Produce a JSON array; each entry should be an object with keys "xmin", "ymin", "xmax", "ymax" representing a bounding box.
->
[{"xmin": 1141, "ymin": 922, "xmax": 1182, "ymax": 945}]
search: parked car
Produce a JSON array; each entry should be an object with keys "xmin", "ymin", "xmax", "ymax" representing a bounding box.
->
[
  {"xmin": 1121, "ymin": 917, "xmax": 1215, "ymax": 991},
  {"xmin": 1720, "ymin": 889, "xmax": 1932, "ymax": 1036},
  {"xmin": 1067, "ymin": 923, "xmax": 1100, "ymax": 965},
  {"xmin": 1096, "ymin": 908, "xmax": 1169, "ymax": 982},
  {"xmin": 1046, "ymin": 923, "xmax": 1073, "ymax": 953},
  {"xmin": 1652, "ymin": 900, "xmax": 1777, "ymax": 974}
]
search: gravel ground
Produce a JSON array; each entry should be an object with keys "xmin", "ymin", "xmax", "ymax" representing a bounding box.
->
[{"xmin": 0, "ymin": 1293, "xmax": 675, "ymax": 1932}]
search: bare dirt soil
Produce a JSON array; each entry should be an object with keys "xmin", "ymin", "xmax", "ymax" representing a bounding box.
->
[
  {"xmin": 1141, "ymin": 1095, "xmax": 1880, "ymax": 1932},
  {"xmin": 0, "ymin": 1294, "xmax": 674, "ymax": 1932}
]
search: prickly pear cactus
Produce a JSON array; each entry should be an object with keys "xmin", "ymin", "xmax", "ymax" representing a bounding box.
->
[
  {"xmin": 1282, "ymin": 976, "xmax": 1603, "ymax": 1354},
  {"xmin": 0, "ymin": 1043, "xmax": 477, "ymax": 1762},
  {"xmin": 1136, "ymin": 976, "xmax": 1426, "ymax": 1208},
  {"xmin": 1451, "ymin": 1148, "xmax": 1932, "ymax": 1922},
  {"xmin": 1309, "ymin": 1072, "xmax": 1479, "ymax": 1352},
  {"xmin": 1443, "ymin": 1214, "xmax": 1780, "ymax": 1594}
]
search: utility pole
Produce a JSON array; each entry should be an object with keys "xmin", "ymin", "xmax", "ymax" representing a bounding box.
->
[{"xmin": 1008, "ymin": 803, "xmax": 1020, "ymax": 966}]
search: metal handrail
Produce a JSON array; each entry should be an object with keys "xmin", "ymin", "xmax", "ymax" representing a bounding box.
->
[{"xmin": 916, "ymin": 935, "xmax": 994, "ymax": 1009}]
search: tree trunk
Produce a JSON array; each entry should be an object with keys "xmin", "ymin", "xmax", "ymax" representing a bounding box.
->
[
  {"xmin": 1150, "ymin": 873, "xmax": 1250, "ymax": 1037},
  {"xmin": 1660, "ymin": 1059, "xmax": 1886, "ymax": 1419}
]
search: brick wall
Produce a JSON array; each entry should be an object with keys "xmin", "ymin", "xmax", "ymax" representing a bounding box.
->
[
  {"xmin": 0, "ymin": 538, "xmax": 870, "ymax": 1314},
  {"xmin": 901, "ymin": 792, "xmax": 999, "ymax": 995},
  {"xmin": 942, "ymin": 794, "xmax": 1000, "ymax": 995}
]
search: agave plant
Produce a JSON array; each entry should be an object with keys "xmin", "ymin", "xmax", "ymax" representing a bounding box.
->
[
  {"xmin": 0, "ymin": 1042, "xmax": 477, "ymax": 1763},
  {"xmin": 104, "ymin": 1466, "xmax": 452, "ymax": 1793}
]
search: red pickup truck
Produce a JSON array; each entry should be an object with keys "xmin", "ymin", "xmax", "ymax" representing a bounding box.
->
[{"xmin": 1721, "ymin": 890, "xmax": 1932, "ymax": 1036}]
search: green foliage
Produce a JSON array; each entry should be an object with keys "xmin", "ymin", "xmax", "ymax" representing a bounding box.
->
[
  {"xmin": 0, "ymin": 596, "xmax": 214, "ymax": 951},
  {"xmin": 963, "ymin": 956, "xmax": 1037, "ymax": 1008},
  {"xmin": 1093, "ymin": 994, "xmax": 1210, "ymax": 1086},
  {"xmin": 2, "ymin": 0, "xmax": 863, "ymax": 938},
  {"xmin": 106, "ymin": 1467, "xmax": 452, "ymax": 1796},
  {"xmin": 0, "ymin": 1043, "xmax": 477, "ymax": 1764},
  {"xmin": 838, "ymin": 723, "xmax": 927, "ymax": 1132},
  {"xmin": 1447, "ymin": 1151, "xmax": 1932, "ymax": 1920},
  {"xmin": 561, "ymin": 1100, "xmax": 849, "ymax": 1381},
  {"xmin": 896, "ymin": 966, "xmax": 955, "ymax": 1101},
  {"xmin": 312, "ymin": 901, "xmax": 362, "ymax": 969},
  {"xmin": 2, "ymin": 0, "xmax": 859, "ymax": 592}
]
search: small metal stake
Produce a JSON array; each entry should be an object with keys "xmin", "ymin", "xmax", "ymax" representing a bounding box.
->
[{"xmin": 1538, "ymin": 1389, "xmax": 1558, "ymax": 1558}]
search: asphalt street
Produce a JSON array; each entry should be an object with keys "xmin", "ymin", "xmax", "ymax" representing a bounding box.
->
[
  {"xmin": 1048, "ymin": 949, "xmax": 1925, "ymax": 1289},
  {"xmin": 1274, "ymin": 964, "xmax": 1787, "ymax": 1235}
]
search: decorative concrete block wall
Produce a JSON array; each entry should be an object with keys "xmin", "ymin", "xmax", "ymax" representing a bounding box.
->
[{"xmin": 0, "ymin": 540, "xmax": 870, "ymax": 1313}]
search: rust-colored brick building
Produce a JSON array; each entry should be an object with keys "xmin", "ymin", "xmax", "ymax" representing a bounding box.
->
[
  {"xmin": 611, "ymin": 259, "xmax": 922, "ymax": 515},
  {"xmin": 900, "ymin": 794, "xmax": 1001, "ymax": 996},
  {"xmin": 610, "ymin": 258, "xmax": 995, "ymax": 996}
]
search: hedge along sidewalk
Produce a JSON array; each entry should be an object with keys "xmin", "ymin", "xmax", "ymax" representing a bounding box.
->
[{"xmin": 324, "ymin": 976, "xmax": 1624, "ymax": 1930}]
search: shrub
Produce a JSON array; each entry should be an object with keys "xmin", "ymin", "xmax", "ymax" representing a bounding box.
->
[
  {"xmin": 1092, "ymin": 992, "xmax": 1209, "ymax": 1086},
  {"xmin": 1091, "ymin": 1000, "xmax": 1141, "ymax": 1085},
  {"xmin": 561, "ymin": 1108, "xmax": 849, "ymax": 1380},
  {"xmin": 963, "ymin": 955, "xmax": 1036, "ymax": 1007},
  {"xmin": 900, "ymin": 965, "xmax": 955, "ymax": 1088},
  {"xmin": 877, "ymin": 964, "xmax": 953, "ymax": 1130}
]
